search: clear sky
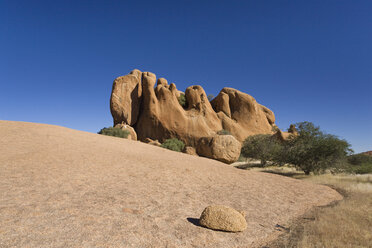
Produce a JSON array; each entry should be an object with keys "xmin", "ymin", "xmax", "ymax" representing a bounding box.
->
[{"xmin": 1, "ymin": 0, "xmax": 371, "ymax": 153}]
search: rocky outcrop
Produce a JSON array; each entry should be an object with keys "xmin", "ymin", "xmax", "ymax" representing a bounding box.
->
[
  {"xmin": 199, "ymin": 205, "xmax": 247, "ymax": 232},
  {"xmin": 210, "ymin": 88, "xmax": 275, "ymax": 142},
  {"xmin": 196, "ymin": 134, "xmax": 241, "ymax": 164},
  {"xmin": 274, "ymin": 124, "xmax": 298, "ymax": 142},
  {"xmin": 110, "ymin": 69, "xmax": 142, "ymax": 126},
  {"xmin": 110, "ymin": 69, "xmax": 279, "ymax": 163}
]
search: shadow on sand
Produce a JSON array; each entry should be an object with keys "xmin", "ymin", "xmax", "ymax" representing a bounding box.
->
[{"xmin": 186, "ymin": 218, "xmax": 201, "ymax": 227}]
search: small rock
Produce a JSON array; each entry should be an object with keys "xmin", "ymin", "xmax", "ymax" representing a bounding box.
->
[
  {"xmin": 143, "ymin": 138, "xmax": 161, "ymax": 147},
  {"xmin": 199, "ymin": 205, "xmax": 247, "ymax": 232},
  {"xmin": 183, "ymin": 146, "xmax": 197, "ymax": 156}
]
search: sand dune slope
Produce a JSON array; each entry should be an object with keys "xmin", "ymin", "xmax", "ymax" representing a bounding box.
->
[{"xmin": 0, "ymin": 121, "xmax": 342, "ymax": 248}]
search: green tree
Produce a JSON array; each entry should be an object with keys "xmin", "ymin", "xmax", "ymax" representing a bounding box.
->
[
  {"xmin": 285, "ymin": 122, "xmax": 352, "ymax": 175},
  {"xmin": 241, "ymin": 134, "xmax": 283, "ymax": 166}
]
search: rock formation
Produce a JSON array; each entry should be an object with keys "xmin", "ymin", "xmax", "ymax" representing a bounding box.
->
[
  {"xmin": 110, "ymin": 69, "xmax": 279, "ymax": 163},
  {"xmin": 199, "ymin": 205, "xmax": 247, "ymax": 232},
  {"xmin": 274, "ymin": 124, "xmax": 298, "ymax": 142}
]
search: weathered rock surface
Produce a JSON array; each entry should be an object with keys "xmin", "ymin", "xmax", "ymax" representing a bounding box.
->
[
  {"xmin": 110, "ymin": 69, "xmax": 279, "ymax": 163},
  {"xmin": 199, "ymin": 205, "xmax": 247, "ymax": 232},
  {"xmin": 210, "ymin": 87, "xmax": 275, "ymax": 142},
  {"xmin": 110, "ymin": 69, "xmax": 142, "ymax": 126},
  {"xmin": 114, "ymin": 123, "xmax": 137, "ymax": 141},
  {"xmin": 0, "ymin": 120, "xmax": 343, "ymax": 247},
  {"xmin": 196, "ymin": 134, "xmax": 241, "ymax": 164}
]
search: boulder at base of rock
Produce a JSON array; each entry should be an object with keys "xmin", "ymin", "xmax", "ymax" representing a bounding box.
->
[
  {"xmin": 114, "ymin": 123, "xmax": 137, "ymax": 141},
  {"xmin": 199, "ymin": 205, "xmax": 247, "ymax": 232},
  {"xmin": 196, "ymin": 134, "xmax": 241, "ymax": 164},
  {"xmin": 183, "ymin": 146, "xmax": 197, "ymax": 156}
]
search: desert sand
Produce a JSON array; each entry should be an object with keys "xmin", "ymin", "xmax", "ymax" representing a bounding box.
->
[{"xmin": 0, "ymin": 121, "xmax": 342, "ymax": 247}]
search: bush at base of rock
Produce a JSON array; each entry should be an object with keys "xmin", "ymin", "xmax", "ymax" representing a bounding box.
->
[
  {"xmin": 161, "ymin": 138, "xmax": 185, "ymax": 152},
  {"xmin": 114, "ymin": 123, "xmax": 137, "ymax": 140},
  {"xmin": 98, "ymin": 127, "xmax": 130, "ymax": 138},
  {"xmin": 199, "ymin": 205, "xmax": 247, "ymax": 232}
]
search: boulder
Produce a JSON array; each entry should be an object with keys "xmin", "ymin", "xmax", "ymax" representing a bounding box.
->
[
  {"xmin": 114, "ymin": 123, "xmax": 137, "ymax": 141},
  {"xmin": 288, "ymin": 124, "xmax": 298, "ymax": 135},
  {"xmin": 199, "ymin": 205, "xmax": 247, "ymax": 232},
  {"xmin": 183, "ymin": 146, "xmax": 197, "ymax": 156},
  {"xmin": 196, "ymin": 134, "xmax": 241, "ymax": 164}
]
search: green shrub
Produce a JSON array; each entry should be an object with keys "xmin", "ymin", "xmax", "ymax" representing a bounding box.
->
[
  {"xmin": 98, "ymin": 127, "xmax": 130, "ymax": 138},
  {"xmin": 348, "ymin": 153, "xmax": 372, "ymax": 165},
  {"xmin": 178, "ymin": 94, "xmax": 187, "ymax": 108},
  {"xmin": 348, "ymin": 163, "xmax": 372, "ymax": 174},
  {"xmin": 161, "ymin": 138, "xmax": 185, "ymax": 152},
  {"xmin": 346, "ymin": 154, "xmax": 372, "ymax": 174},
  {"xmin": 217, "ymin": 129, "xmax": 231, "ymax": 135}
]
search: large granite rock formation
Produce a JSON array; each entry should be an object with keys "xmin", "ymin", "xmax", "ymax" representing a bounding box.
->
[{"xmin": 110, "ymin": 69, "xmax": 278, "ymax": 162}]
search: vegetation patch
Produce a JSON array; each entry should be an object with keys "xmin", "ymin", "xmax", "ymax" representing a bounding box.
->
[
  {"xmin": 161, "ymin": 138, "xmax": 185, "ymax": 152},
  {"xmin": 346, "ymin": 153, "xmax": 372, "ymax": 174},
  {"xmin": 217, "ymin": 129, "xmax": 232, "ymax": 135},
  {"xmin": 98, "ymin": 127, "xmax": 130, "ymax": 138},
  {"xmin": 178, "ymin": 94, "xmax": 187, "ymax": 108}
]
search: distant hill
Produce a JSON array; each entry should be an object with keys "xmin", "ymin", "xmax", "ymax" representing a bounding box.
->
[{"xmin": 361, "ymin": 151, "xmax": 372, "ymax": 156}]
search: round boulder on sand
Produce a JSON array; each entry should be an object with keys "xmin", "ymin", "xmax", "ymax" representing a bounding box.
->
[{"xmin": 199, "ymin": 205, "xmax": 247, "ymax": 232}]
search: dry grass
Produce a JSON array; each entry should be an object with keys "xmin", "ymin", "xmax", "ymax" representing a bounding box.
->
[
  {"xmin": 238, "ymin": 165, "xmax": 372, "ymax": 247},
  {"xmin": 295, "ymin": 174, "xmax": 372, "ymax": 248}
]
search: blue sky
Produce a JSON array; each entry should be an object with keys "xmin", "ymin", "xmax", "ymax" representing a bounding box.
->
[{"xmin": 1, "ymin": 0, "xmax": 371, "ymax": 153}]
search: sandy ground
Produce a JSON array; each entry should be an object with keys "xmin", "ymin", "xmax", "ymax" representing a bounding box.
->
[{"xmin": 0, "ymin": 121, "xmax": 342, "ymax": 248}]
